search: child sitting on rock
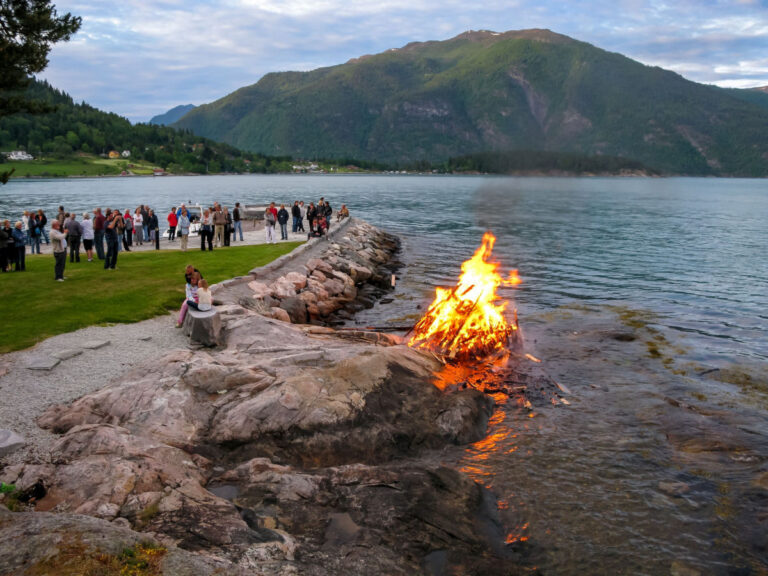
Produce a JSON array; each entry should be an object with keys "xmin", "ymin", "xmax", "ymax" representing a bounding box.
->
[{"xmin": 195, "ymin": 279, "xmax": 212, "ymax": 312}]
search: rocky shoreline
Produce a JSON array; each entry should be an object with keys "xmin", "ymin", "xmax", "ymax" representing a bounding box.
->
[{"xmin": 0, "ymin": 219, "xmax": 530, "ymax": 575}]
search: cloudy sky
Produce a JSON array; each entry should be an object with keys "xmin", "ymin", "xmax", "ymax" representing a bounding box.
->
[{"xmin": 41, "ymin": 0, "xmax": 768, "ymax": 123}]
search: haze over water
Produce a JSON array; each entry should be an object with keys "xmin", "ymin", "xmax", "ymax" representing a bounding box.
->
[{"xmin": 3, "ymin": 174, "xmax": 767, "ymax": 572}]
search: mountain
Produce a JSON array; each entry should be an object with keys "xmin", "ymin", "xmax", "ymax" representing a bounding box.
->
[
  {"xmin": 174, "ymin": 29, "xmax": 768, "ymax": 176},
  {"xmin": 149, "ymin": 104, "xmax": 196, "ymax": 126}
]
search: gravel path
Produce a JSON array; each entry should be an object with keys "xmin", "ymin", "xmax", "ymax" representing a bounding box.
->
[{"xmin": 0, "ymin": 313, "xmax": 189, "ymax": 466}]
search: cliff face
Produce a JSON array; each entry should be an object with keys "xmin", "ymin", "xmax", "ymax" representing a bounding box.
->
[{"xmin": 175, "ymin": 29, "xmax": 768, "ymax": 176}]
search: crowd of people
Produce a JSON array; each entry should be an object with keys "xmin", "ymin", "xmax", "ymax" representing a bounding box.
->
[
  {"xmin": 262, "ymin": 197, "xmax": 348, "ymax": 244},
  {"xmin": 0, "ymin": 198, "xmax": 351, "ymax": 280}
]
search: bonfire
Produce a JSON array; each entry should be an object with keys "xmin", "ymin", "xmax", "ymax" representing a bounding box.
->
[{"xmin": 408, "ymin": 232, "xmax": 521, "ymax": 361}]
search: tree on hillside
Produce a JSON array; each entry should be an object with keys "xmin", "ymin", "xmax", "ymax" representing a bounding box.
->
[{"xmin": 1, "ymin": 0, "xmax": 80, "ymax": 182}]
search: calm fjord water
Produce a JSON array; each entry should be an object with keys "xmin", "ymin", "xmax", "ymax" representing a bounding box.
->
[{"xmin": 3, "ymin": 175, "xmax": 767, "ymax": 573}]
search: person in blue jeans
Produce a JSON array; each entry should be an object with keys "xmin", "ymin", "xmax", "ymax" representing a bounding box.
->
[
  {"xmin": 233, "ymin": 203, "xmax": 244, "ymax": 241},
  {"xmin": 37, "ymin": 210, "xmax": 50, "ymax": 244},
  {"xmin": 277, "ymin": 204, "xmax": 289, "ymax": 240},
  {"xmin": 291, "ymin": 201, "xmax": 301, "ymax": 233}
]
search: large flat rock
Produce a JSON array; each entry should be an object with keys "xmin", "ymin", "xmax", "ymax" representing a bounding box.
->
[{"xmin": 25, "ymin": 357, "xmax": 60, "ymax": 371}]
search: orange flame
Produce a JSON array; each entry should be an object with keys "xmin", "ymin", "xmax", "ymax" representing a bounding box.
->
[{"xmin": 408, "ymin": 232, "xmax": 520, "ymax": 360}]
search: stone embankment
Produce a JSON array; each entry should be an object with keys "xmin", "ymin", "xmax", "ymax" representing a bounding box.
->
[
  {"xmin": 213, "ymin": 217, "xmax": 401, "ymax": 327},
  {"xmin": 0, "ymin": 220, "xmax": 527, "ymax": 575}
]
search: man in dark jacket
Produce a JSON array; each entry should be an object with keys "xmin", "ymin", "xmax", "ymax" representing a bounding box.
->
[
  {"xmin": 93, "ymin": 208, "xmax": 106, "ymax": 260},
  {"xmin": 291, "ymin": 201, "xmax": 301, "ymax": 234},
  {"xmin": 63, "ymin": 213, "xmax": 83, "ymax": 263},
  {"xmin": 277, "ymin": 204, "xmax": 290, "ymax": 240},
  {"xmin": 104, "ymin": 209, "xmax": 119, "ymax": 270},
  {"xmin": 233, "ymin": 202, "xmax": 243, "ymax": 241}
]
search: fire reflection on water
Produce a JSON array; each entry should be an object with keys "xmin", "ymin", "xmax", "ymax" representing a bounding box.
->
[{"xmin": 434, "ymin": 356, "xmax": 540, "ymax": 548}]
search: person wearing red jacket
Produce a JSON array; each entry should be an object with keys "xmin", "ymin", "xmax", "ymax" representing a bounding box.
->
[{"xmin": 167, "ymin": 208, "xmax": 178, "ymax": 242}]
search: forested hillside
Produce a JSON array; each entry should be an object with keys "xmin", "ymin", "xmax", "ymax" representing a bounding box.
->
[
  {"xmin": 0, "ymin": 81, "xmax": 294, "ymax": 175},
  {"xmin": 175, "ymin": 29, "xmax": 768, "ymax": 176}
]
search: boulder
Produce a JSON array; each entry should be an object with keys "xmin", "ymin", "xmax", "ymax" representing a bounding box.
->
[
  {"xmin": 307, "ymin": 258, "xmax": 334, "ymax": 275},
  {"xmin": 183, "ymin": 308, "xmax": 222, "ymax": 347},
  {"xmin": 279, "ymin": 297, "xmax": 308, "ymax": 324},
  {"xmin": 247, "ymin": 280, "xmax": 272, "ymax": 299},
  {"xmin": 323, "ymin": 278, "xmax": 345, "ymax": 296},
  {"xmin": 270, "ymin": 277, "xmax": 297, "ymax": 299},
  {"xmin": 270, "ymin": 307, "xmax": 291, "ymax": 323},
  {"xmin": 310, "ymin": 270, "xmax": 327, "ymax": 283},
  {"xmin": 284, "ymin": 271, "xmax": 308, "ymax": 291}
]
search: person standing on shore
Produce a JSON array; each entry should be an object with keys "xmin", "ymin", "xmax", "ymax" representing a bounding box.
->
[
  {"xmin": 140, "ymin": 205, "xmax": 149, "ymax": 242},
  {"xmin": 63, "ymin": 212, "xmax": 82, "ymax": 263},
  {"xmin": 12, "ymin": 222, "xmax": 25, "ymax": 271},
  {"xmin": 122, "ymin": 209, "xmax": 133, "ymax": 251},
  {"xmin": 233, "ymin": 203, "xmax": 243, "ymax": 241},
  {"xmin": 323, "ymin": 199, "xmax": 333, "ymax": 230},
  {"xmin": 298, "ymin": 201, "xmax": 306, "ymax": 233},
  {"xmin": 28, "ymin": 211, "xmax": 42, "ymax": 254},
  {"xmin": 148, "ymin": 209, "xmax": 159, "ymax": 250},
  {"xmin": 223, "ymin": 206, "xmax": 232, "ymax": 246},
  {"xmin": 37, "ymin": 210, "xmax": 50, "ymax": 245},
  {"xmin": 93, "ymin": 208, "xmax": 105, "ymax": 260},
  {"xmin": 133, "ymin": 208, "xmax": 143, "ymax": 246},
  {"xmin": 200, "ymin": 209, "xmax": 213, "ymax": 251},
  {"xmin": 291, "ymin": 201, "xmax": 300, "ymax": 234},
  {"xmin": 213, "ymin": 205, "xmax": 226, "ymax": 248},
  {"xmin": 81, "ymin": 213, "xmax": 94, "ymax": 262},
  {"xmin": 50, "ymin": 221, "xmax": 67, "ymax": 281},
  {"xmin": 264, "ymin": 203, "xmax": 277, "ymax": 244},
  {"xmin": 307, "ymin": 202, "xmax": 317, "ymax": 235},
  {"xmin": 277, "ymin": 204, "xmax": 289, "ymax": 240},
  {"xmin": 113, "ymin": 210, "xmax": 125, "ymax": 253},
  {"xmin": 167, "ymin": 208, "xmax": 178, "ymax": 242},
  {"xmin": 4, "ymin": 221, "xmax": 16, "ymax": 271},
  {"xmin": 178, "ymin": 207, "xmax": 190, "ymax": 251},
  {"xmin": 104, "ymin": 209, "xmax": 119, "ymax": 270}
]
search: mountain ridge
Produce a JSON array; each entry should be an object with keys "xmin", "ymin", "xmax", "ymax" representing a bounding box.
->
[
  {"xmin": 174, "ymin": 29, "xmax": 768, "ymax": 176},
  {"xmin": 149, "ymin": 104, "xmax": 196, "ymax": 126}
]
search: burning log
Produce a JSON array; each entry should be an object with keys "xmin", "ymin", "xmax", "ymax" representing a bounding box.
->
[{"xmin": 408, "ymin": 232, "xmax": 521, "ymax": 362}]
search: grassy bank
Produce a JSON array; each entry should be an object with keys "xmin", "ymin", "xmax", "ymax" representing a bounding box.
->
[
  {"xmin": 5, "ymin": 156, "xmax": 160, "ymax": 179},
  {"xmin": 0, "ymin": 242, "xmax": 301, "ymax": 353}
]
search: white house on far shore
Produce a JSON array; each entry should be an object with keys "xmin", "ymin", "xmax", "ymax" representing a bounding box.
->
[{"xmin": 6, "ymin": 150, "xmax": 34, "ymax": 161}]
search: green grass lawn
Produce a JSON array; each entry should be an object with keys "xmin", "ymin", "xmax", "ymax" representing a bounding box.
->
[
  {"xmin": 6, "ymin": 156, "xmax": 161, "ymax": 179},
  {"xmin": 6, "ymin": 157, "xmax": 121, "ymax": 178},
  {"xmin": 0, "ymin": 242, "xmax": 301, "ymax": 353}
]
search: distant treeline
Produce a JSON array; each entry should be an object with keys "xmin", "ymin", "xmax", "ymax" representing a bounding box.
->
[{"xmin": 441, "ymin": 150, "xmax": 655, "ymax": 175}]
